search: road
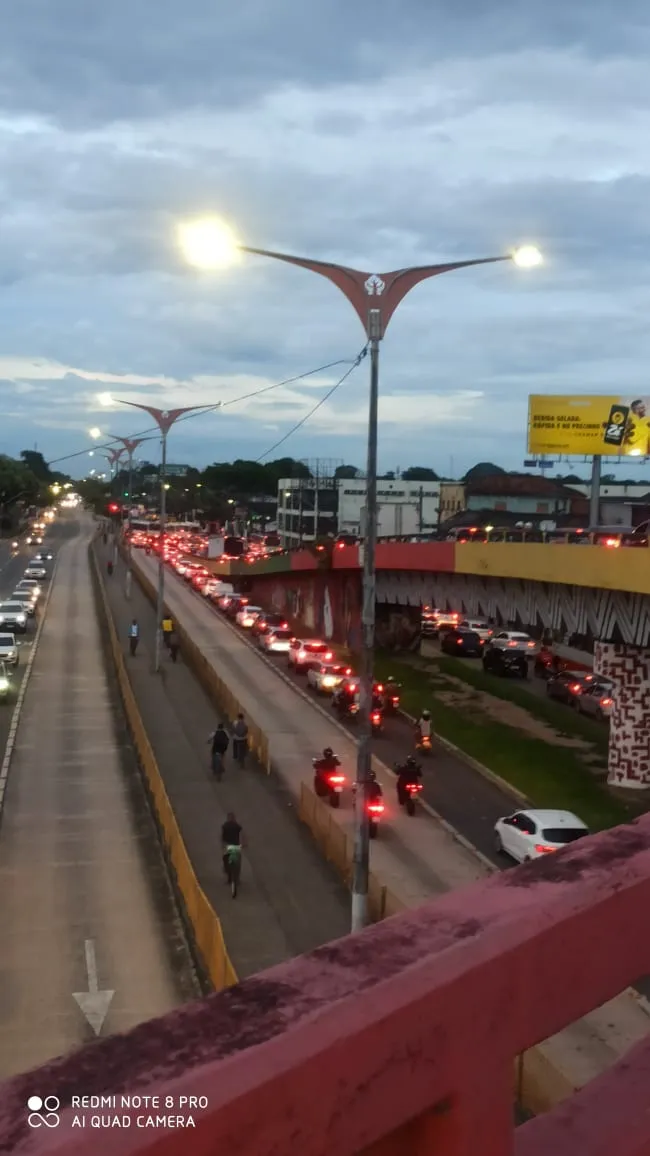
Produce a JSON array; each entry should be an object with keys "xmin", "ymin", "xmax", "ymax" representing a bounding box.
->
[
  {"xmin": 99, "ymin": 538, "xmax": 352, "ymax": 978},
  {"xmin": 0, "ymin": 513, "xmax": 199, "ymax": 1079}
]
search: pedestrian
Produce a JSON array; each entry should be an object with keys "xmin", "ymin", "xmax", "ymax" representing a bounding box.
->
[
  {"xmin": 208, "ymin": 722, "xmax": 229, "ymax": 779},
  {"xmin": 107, "ymin": 559, "xmax": 114, "ymax": 577},
  {"xmin": 162, "ymin": 614, "xmax": 173, "ymax": 649},
  {"xmin": 232, "ymin": 712, "xmax": 249, "ymax": 767},
  {"xmin": 128, "ymin": 618, "xmax": 139, "ymax": 656},
  {"xmin": 168, "ymin": 628, "xmax": 180, "ymax": 663}
]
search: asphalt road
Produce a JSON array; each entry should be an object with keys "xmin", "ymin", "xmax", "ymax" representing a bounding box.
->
[
  {"xmin": 0, "ymin": 514, "xmax": 199, "ymax": 1079},
  {"xmin": 0, "ymin": 523, "xmax": 72, "ymax": 762}
]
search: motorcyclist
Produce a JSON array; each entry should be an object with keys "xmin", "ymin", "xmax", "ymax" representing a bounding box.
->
[
  {"xmin": 395, "ymin": 755, "xmax": 422, "ymax": 806},
  {"xmin": 416, "ymin": 710, "xmax": 432, "ymax": 742},
  {"xmin": 366, "ymin": 769, "xmax": 383, "ymax": 803},
  {"xmin": 313, "ymin": 747, "xmax": 340, "ymax": 783}
]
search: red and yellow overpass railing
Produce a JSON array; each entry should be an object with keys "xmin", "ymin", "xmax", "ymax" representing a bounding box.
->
[{"xmin": 202, "ymin": 539, "xmax": 650, "ymax": 597}]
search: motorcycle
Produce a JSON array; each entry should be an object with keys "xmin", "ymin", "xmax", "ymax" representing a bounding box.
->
[
  {"xmin": 313, "ymin": 759, "xmax": 346, "ymax": 808},
  {"xmin": 383, "ymin": 683, "xmax": 401, "ymax": 714},
  {"xmin": 371, "ymin": 709, "xmax": 383, "ymax": 736},
  {"xmin": 415, "ymin": 733, "xmax": 432, "ymax": 755},
  {"xmin": 367, "ymin": 797, "xmax": 385, "ymax": 838},
  {"xmin": 398, "ymin": 778, "xmax": 423, "ymax": 816}
]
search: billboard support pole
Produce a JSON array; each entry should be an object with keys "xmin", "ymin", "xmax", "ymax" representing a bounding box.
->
[{"xmin": 590, "ymin": 455, "xmax": 601, "ymax": 529}]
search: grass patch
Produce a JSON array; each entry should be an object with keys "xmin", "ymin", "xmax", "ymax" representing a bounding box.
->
[
  {"xmin": 434, "ymin": 655, "xmax": 609, "ymax": 754},
  {"xmin": 376, "ymin": 654, "xmax": 640, "ymax": 832}
]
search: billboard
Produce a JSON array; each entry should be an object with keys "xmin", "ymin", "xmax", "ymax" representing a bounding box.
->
[{"xmin": 528, "ymin": 395, "xmax": 650, "ymax": 457}]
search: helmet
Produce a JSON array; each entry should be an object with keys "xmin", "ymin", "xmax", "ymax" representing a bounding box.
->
[
  {"xmin": 323, "ymin": 747, "xmax": 333, "ymax": 758},
  {"xmin": 421, "ymin": 710, "xmax": 431, "ymax": 720},
  {"xmin": 368, "ymin": 770, "xmax": 376, "ymax": 782},
  {"xmin": 406, "ymin": 755, "xmax": 417, "ymax": 768},
  {"xmin": 387, "ymin": 675, "xmax": 395, "ymax": 683}
]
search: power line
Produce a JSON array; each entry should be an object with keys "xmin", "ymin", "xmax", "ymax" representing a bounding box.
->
[
  {"xmin": 256, "ymin": 345, "xmax": 368, "ymax": 462},
  {"xmin": 47, "ymin": 354, "xmax": 358, "ymax": 468}
]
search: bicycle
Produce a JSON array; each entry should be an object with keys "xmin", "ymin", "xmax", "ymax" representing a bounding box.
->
[{"xmin": 224, "ymin": 845, "xmax": 242, "ymax": 898}]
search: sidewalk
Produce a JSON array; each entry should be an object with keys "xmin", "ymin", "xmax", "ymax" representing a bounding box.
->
[
  {"xmin": 97, "ymin": 541, "xmax": 351, "ymax": 979},
  {"xmin": 129, "ymin": 547, "xmax": 650, "ymax": 1102}
]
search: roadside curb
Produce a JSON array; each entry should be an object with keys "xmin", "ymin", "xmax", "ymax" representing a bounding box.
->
[{"xmin": 0, "ymin": 553, "xmax": 60, "ymax": 821}]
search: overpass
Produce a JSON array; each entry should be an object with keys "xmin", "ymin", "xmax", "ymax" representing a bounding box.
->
[{"xmin": 205, "ymin": 539, "xmax": 650, "ymax": 789}]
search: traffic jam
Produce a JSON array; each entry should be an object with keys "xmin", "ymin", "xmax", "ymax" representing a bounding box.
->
[{"xmin": 127, "ymin": 526, "xmax": 594, "ymax": 859}]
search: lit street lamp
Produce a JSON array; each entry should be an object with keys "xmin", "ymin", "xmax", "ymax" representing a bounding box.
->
[
  {"xmin": 179, "ymin": 218, "xmax": 543, "ymax": 932},
  {"xmin": 110, "ymin": 402, "xmax": 214, "ymax": 673}
]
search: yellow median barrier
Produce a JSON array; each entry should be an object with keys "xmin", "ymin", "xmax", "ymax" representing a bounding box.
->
[{"xmin": 90, "ymin": 546, "xmax": 237, "ymax": 991}]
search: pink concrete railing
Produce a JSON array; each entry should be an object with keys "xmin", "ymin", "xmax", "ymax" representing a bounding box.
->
[{"xmin": 3, "ymin": 816, "xmax": 650, "ymax": 1155}]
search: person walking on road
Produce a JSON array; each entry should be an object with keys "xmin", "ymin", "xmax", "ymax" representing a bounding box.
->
[
  {"xmin": 232, "ymin": 713, "xmax": 249, "ymax": 767},
  {"xmin": 168, "ymin": 628, "xmax": 180, "ymax": 663},
  {"xmin": 162, "ymin": 615, "xmax": 174, "ymax": 649},
  {"xmin": 209, "ymin": 722, "xmax": 229, "ymax": 779},
  {"xmin": 128, "ymin": 618, "xmax": 140, "ymax": 656}
]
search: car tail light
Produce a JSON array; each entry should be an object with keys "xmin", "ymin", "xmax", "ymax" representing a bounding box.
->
[
  {"xmin": 507, "ymin": 640, "xmax": 518, "ymax": 647},
  {"xmin": 336, "ymin": 542, "xmax": 345, "ymax": 549},
  {"xmin": 602, "ymin": 697, "xmax": 613, "ymax": 706},
  {"xmin": 457, "ymin": 638, "xmax": 463, "ymax": 645},
  {"xmin": 281, "ymin": 622, "xmax": 288, "ymax": 628},
  {"xmin": 298, "ymin": 650, "xmax": 307, "ymax": 660},
  {"xmin": 534, "ymin": 844, "xmax": 557, "ymax": 854},
  {"xmin": 325, "ymin": 651, "xmax": 333, "ymax": 660},
  {"xmin": 527, "ymin": 641, "xmax": 535, "ymax": 648},
  {"xmin": 604, "ymin": 537, "xmax": 620, "ymax": 548}
]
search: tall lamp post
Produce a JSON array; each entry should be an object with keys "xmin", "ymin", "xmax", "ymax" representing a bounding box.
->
[
  {"xmin": 110, "ymin": 403, "xmax": 214, "ymax": 672},
  {"xmin": 103, "ymin": 435, "xmax": 151, "ymax": 599},
  {"xmin": 179, "ymin": 219, "xmax": 543, "ymax": 931}
]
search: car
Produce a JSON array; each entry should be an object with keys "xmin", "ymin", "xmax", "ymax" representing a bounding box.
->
[
  {"xmin": 489, "ymin": 630, "xmax": 538, "ymax": 654},
  {"xmin": 435, "ymin": 610, "xmax": 462, "ymax": 635},
  {"xmin": 0, "ymin": 633, "xmax": 19, "ymax": 667},
  {"xmin": 494, "ymin": 808, "xmax": 589, "ymax": 862},
  {"xmin": 10, "ymin": 590, "xmax": 37, "ymax": 617},
  {"xmin": 0, "ymin": 602, "xmax": 28, "ymax": 633},
  {"xmin": 25, "ymin": 563, "xmax": 47, "ymax": 579},
  {"xmin": 236, "ymin": 605, "xmax": 264, "ymax": 628},
  {"xmin": 25, "ymin": 535, "xmax": 42, "ymax": 546},
  {"xmin": 252, "ymin": 612, "xmax": 289, "ymax": 637},
  {"xmin": 0, "ymin": 660, "xmax": 12, "ymax": 702},
  {"xmin": 458, "ymin": 618, "xmax": 494, "ymax": 643},
  {"xmin": 482, "ymin": 645, "xmax": 528, "ymax": 678},
  {"xmin": 545, "ymin": 671, "xmax": 595, "ymax": 706},
  {"xmin": 576, "ymin": 681, "xmax": 614, "ymax": 721},
  {"xmin": 306, "ymin": 661, "xmax": 353, "ymax": 694},
  {"xmin": 33, "ymin": 551, "xmax": 53, "ymax": 562},
  {"xmin": 259, "ymin": 627, "xmax": 293, "ymax": 654},
  {"xmin": 222, "ymin": 594, "xmax": 248, "ymax": 618},
  {"xmin": 288, "ymin": 638, "xmax": 333, "ymax": 672},
  {"xmin": 15, "ymin": 579, "xmax": 41, "ymax": 598},
  {"xmin": 203, "ymin": 579, "xmax": 233, "ymax": 600},
  {"xmin": 190, "ymin": 569, "xmax": 210, "ymax": 591},
  {"xmin": 440, "ymin": 628, "xmax": 483, "ymax": 657}
]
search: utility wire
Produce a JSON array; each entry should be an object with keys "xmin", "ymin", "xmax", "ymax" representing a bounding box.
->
[
  {"xmin": 256, "ymin": 344, "xmax": 368, "ymax": 462},
  {"xmin": 47, "ymin": 355, "xmax": 357, "ymax": 467}
]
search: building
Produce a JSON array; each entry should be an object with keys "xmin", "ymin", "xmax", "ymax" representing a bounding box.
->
[
  {"xmin": 440, "ymin": 474, "xmax": 586, "ymax": 528},
  {"xmin": 276, "ymin": 477, "xmax": 338, "ymax": 547},
  {"xmin": 337, "ymin": 478, "xmax": 441, "ymax": 538},
  {"xmin": 276, "ymin": 477, "xmax": 441, "ymax": 546},
  {"xmin": 564, "ymin": 480, "xmax": 650, "ymax": 527}
]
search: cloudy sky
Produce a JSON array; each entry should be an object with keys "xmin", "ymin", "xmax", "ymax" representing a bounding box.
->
[{"xmin": 2, "ymin": 1, "xmax": 650, "ymax": 478}]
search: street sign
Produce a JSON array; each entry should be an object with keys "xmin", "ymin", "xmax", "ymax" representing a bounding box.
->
[{"xmin": 165, "ymin": 464, "xmax": 190, "ymax": 477}]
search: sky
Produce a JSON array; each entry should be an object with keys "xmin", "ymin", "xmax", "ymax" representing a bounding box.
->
[{"xmin": 2, "ymin": 1, "xmax": 650, "ymax": 479}]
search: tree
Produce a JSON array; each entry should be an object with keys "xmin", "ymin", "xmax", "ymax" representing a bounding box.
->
[
  {"xmin": 0, "ymin": 455, "xmax": 41, "ymax": 530},
  {"xmin": 402, "ymin": 467, "xmax": 439, "ymax": 481},
  {"xmin": 20, "ymin": 450, "xmax": 52, "ymax": 482},
  {"xmin": 464, "ymin": 462, "xmax": 505, "ymax": 482},
  {"xmin": 334, "ymin": 465, "xmax": 360, "ymax": 479}
]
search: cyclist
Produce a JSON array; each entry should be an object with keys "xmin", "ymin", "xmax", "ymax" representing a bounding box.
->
[
  {"xmin": 221, "ymin": 812, "xmax": 244, "ymax": 882},
  {"xmin": 232, "ymin": 713, "xmax": 249, "ymax": 766}
]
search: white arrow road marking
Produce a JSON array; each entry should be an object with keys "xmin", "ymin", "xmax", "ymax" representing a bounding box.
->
[{"xmin": 72, "ymin": 939, "xmax": 115, "ymax": 1036}]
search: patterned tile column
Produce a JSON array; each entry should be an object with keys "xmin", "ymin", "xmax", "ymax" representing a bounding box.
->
[{"xmin": 594, "ymin": 642, "xmax": 650, "ymax": 787}]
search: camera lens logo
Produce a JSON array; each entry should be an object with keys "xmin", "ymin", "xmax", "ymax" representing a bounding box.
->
[{"xmin": 27, "ymin": 1095, "xmax": 61, "ymax": 1128}]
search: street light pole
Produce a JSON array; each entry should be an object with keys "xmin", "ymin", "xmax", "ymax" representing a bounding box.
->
[
  {"xmin": 113, "ymin": 402, "xmax": 216, "ymax": 672},
  {"xmin": 180, "ymin": 221, "xmax": 542, "ymax": 931}
]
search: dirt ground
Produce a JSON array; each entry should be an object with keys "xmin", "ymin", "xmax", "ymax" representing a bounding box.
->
[{"xmin": 433, "ymin": 674, "xmax": 592, "ymax": 749}]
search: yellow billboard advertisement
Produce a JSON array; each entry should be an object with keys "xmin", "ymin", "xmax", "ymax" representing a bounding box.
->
[{"xmin": 528, "ymin": 395, "xmax": 650, "ymax": 457}]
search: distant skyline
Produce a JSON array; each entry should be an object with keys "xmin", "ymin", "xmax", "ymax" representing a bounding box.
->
[{"xmin": 3, "ymin": 3, "xmax": 650, "ymax": 473}]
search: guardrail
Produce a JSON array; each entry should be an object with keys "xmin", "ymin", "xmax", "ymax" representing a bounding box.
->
[{"xmin": 90, "ymin": 543, "xmax": 237, "ymax": 990}]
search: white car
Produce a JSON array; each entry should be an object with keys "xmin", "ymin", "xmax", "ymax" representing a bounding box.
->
[
  {"xmin": 0, "ymin": 660, "xmax": 11, "ymax": 701},
  {"xmin": 576, "ymin": 681, "xmax": 614, "ymax": 721},
  {"xmin": 458, "ymin": 618, "xmax": 494, "ymax": 643},
  {"xmin": 259, "ymin": 627, "xmax": 293, "ymax": 653},
  {"xmin": 0, "ymin": 633, "xmax": 19, "ymax": 667},
  {"xmin": 307, "ymin": 661, "xmax": 352, "ymax": 694},
  {"xmin": 495, "ymin": 809, "xmax": 589, "ymax": 862},
  {"xmin": 11, "ymin": 590, "xmax": 36, "ymax": 617},
  {"xmin": 16, "ymin": 579, "xmax": 41, "ymax": 598},
  {"xmin": 488, "ymin": 630, "xmax": 538, "ymax": 655},
  {"xmin": 0, "ymin": 602, "xmax": 28, "ymax": 633},
  {"xmin": 287, "ymin": 638, "xmax": 333, "ymax": 672},
  {"xmin": 203, "ymin": 579, "xmax": 233, "ymax": 600},
  {"xmin": 25, "ymin": 563, "xmax": 47, "ymax": 579},
  {"xmin": 236, "ymin": 605, "xmax": 263, "ymax": 628}
]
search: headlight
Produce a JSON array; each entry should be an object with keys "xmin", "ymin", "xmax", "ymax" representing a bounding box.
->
[
  {"xmin": 322, "ymin": 676, "xmax": 336, "ymax": 688},
  {"xmin": 17, "ymin": 614, "xmax": 25, "ymax": 623},
  {"xmin": 0, "ymin": 680, "xmax": 8, "ymax": 692}
]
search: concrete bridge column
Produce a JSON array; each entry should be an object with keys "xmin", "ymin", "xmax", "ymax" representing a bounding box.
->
[{"xmin": 594, "ymin": 641, "xmax": 650, "ymax": 788}]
